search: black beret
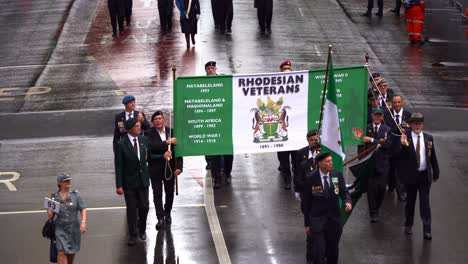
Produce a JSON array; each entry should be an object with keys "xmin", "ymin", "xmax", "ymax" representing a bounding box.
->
[
  {"xmin": 306, "ymin": 129, "xmax": 318, "ymax": 137},
  {"xmin": 409, "ymin": 112, "xmax": 424, "ymax": 123},
  {"xmin": 369, "ymin": 72, "xmax": 381, "ymax": 81},
  {"xmin": 368, "ymin": 90, "xmax": 378, "ymax": 99},
  {"xmin": 315, "ymin": 151, "xmax": 331, "ymax": 162},
  {"xmin": 205, "ymin": 61, "xmax": 216, "ymax": 68},
  {"xmin": 151, "ymin": 110, "xmax": 164, "ymax": 122},
  {"xmin": 125, "ymin": 118, "xmax": 138, "ymax": 130}
]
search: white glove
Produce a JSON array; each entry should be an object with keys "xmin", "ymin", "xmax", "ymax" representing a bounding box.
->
[
  {"xmin": 294, "ymin": 192, "xmax": 301, "ymax": 201},
  {"xmin": 196, "ymin": 14, "xmax": 200, "ymax": 20},
  {"xmin": 185, "ymin": 14, "xmax": 188, "ymax": 19}
]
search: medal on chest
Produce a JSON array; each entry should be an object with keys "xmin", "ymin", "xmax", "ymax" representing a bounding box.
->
[{"xmin": 332, "ymin": 177, "xmax": 339, "ymax": 194}]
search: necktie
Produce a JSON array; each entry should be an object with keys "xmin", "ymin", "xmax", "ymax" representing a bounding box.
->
[
  {"xmin": 395, "ymin": 114, "xmax": 400, "ymax": 125},
  {"xmin": 323, "ymin": 175, "xmax": 330, "ymax": 191},
  {"xmin": 416, "ymin": 135, "xmax": 420, "ymax": 168},
  {"xmin": 128, "ymin": 113, "xmax": 132, "ymax": 119},
  {"xmin": 133, "ymin": 138, "xmax": 138, "ymax": 155},
  {"xmin": 374, "ymin": 126, "xmax": 378, "ymax": 136},
  {"xmin": 381, "ymin": 97, "xmax": 385, "ymax": 107}
]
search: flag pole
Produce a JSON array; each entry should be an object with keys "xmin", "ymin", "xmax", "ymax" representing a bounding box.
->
[
  {"xmin": 343, "ymin": 144, "xmax": 378, "ymax": 167},
  {"xmin": 317, "ymin": 45, "xmax": 333, "ymax": 132},
  {"xmin": 172, "ymin": 64, "xmax": 179, "ymax": 196}
]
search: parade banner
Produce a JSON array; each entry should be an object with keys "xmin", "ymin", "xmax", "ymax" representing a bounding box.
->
[{"xmin": 174, "ymin": 66, "xmax": 367, "ymax": 157}]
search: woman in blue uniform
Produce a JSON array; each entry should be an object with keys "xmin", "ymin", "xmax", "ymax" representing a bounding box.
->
[{"xmin": 48, "ymin": 174, "xmax": 87, "ymax": 264}]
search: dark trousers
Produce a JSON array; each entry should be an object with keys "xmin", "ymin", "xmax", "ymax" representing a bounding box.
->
[
  {"xmin": 256, "ymin": 1, "xmax": 273, "ymax": 30},
  {"xmin": 124, "ymin": 0, "xmax": 132, "ymax": 25},
  {"xmin": 309, "ymin": 217, "xmax": 342, "ymax": 264},
  {"xmin": 151, "ymin": 175, "xmax": 175, "ymax": 219},
  {"xmin": 108, "ymin": 3, "xmax": 124, "ymax": 34},
  {"xmin": 123, "ymin": 186, "xmax": 149, "ymax": 237},
  {"xmin": 209, "ymin": 155, "xmax": 234, "ymax": 181},
  {"xmin": 405, "ymin": 172, "xmax": 431, "ymax": 232},
  {"xmin": 211, "ymin": 0, "xmax": 219, "ymax": 27},
  {"xmin": 367, "ymin": 170, "xmax": 388, "ymax": 216},
  {"xmin": 394, "ymin": 0, "xmax": 402, "ymax": 12},
  {"xmin": 217, "ymin": 0, "xmax": 233, "ymax": 31},
  {"xmin": 388, "ymin": 157, "xmax": 406, "ymax": 196},
  {"xmin": 158, "ymin": 3, "xmax": 173, "ymax": 31},
  {"xmin": 277, "ymin": 151, "xmax": 297, "ymax": 184},
  {"xmin": 367, "ymin": 0, "xmax": 383, "ymax": 12}
]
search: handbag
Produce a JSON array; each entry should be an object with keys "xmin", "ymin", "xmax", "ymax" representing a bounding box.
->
[{"xmin": 42, "ymin": 218, "xmax": 55, "ymax": 239}]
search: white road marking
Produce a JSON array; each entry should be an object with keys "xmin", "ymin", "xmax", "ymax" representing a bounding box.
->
[
  {"xmin": 298, "ymin": 8, "xmax": 304, "ymax": 17},
  {"xmin": 0, "ymin": 204, "xmax": 206, "ymax": 215},
  {"xmin": 314, "ymin": 45, "xmax": 322, "ymax": 57},
  {"xmin": 0, "ymin": 172, "xmax": 20, "ymax": 191},
  {"xmin": 204, "ymin": 172, "xmax": 232, "ymax": 264}
]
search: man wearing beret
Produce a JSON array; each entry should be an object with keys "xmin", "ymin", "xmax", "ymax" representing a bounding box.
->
[
  {"xmin": 115, "ymin": 118, "xmax": 151, "ymax": 246},
  {"xmin": 113, "ymin": 95, "xmax": 151, "ymax": 153},
  {"xmin": 359, "ymin": 108, "xmax": 392, "ymax": 223},
  {"xmin": 399, "ymin": 113, "xmax": 439, "ymax": 240},
  {"xmin": 277, "ymin": 60, "xmax": 297, "ymax": 190},
  {"xmin": 302, "ymin": 152, "xmax": 352, "ymax": 264},
  {"xmin": 146, "ymin": 111, "xmax": 183, "ymax": 230},
  {"xmin": 204, "ymin": 61, "xmax": 234, "ymax": 188},
  {"xmin": 294, "ymin": 129, "xmax": 321, "ymax": 263}
]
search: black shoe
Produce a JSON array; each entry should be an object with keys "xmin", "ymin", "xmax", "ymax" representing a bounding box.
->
[
  {"xmin": 213, "ymin": 177, "xmax": 220, "ymax": 189},
  {"xmin": 112, "ymin": 32, "xmax": 117, "ymax": 37},
  {"xmin": 191, "ymin": 36, "xmax": 195, "ymax": 45},
  {"xmin": 404, "ymin": 226, "xmax": 412, "ymax": 235},
  {"xmin": 284, "ymin": 182, "xmax": 291, "ymax": 190},
  {"xmin": 127, "ymin": 236, "xmax": 137, "ymax": 246},
  {"xmin": 139, "ymin": 232, "xmax": 146, "ymax": 241},
  {"xmin": 165, "ymin": 214, "xmax": 172, "ymax": 225},
  {"xmin": 156, "ymin": 219, "xmax": 164, "ymax": 230},
  {"xmin": 206, "ymin": 165, "xmax": 211, "ymax": 170},
  {"xmin": 398, "ymin": 193, "xmax": 407, "ymax": 202},
  {"xmin": 362, "ymin": 11, "xmax": 371, "ymax": 17},
  {"xmin": 417, "ymin": 40, "xmax": 425, "ymax": 46},
  {"xmin": 225, "ymin": 174, "xmax": 232, "ymax": 185},
  {"xmin": 266, "ymin": 27, "xmax": 271, "ymax": 33},
  {"xmin": 260, "ymin": 27, "xmax": 266, "ymax": 34},
  {"xmin": 227, "ymin": 28, "xmax": 232, "ymax": 33},
  {"xmin": 370, "ymin": 215, "xmax": 379, "ymax": 223},
  {"xmin": 375, "ymin": 11, "xmax": 383, "ymax": 17},
  {"xmin": 423, "ymin": 232, "xmax": 432, "ymax": 240}
]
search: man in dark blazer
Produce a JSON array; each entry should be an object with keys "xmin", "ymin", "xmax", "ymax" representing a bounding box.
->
[
  {"xmin": 113, "ymin": 95, "xmax": 151, "ymax": 153},
  {"xmin": 294, "ymin": 129, "xmax": 320, "ymax": 263},
  {"xmin": 375, "ymin": 78, "xmax": 394, "ymax": 111},
  {"xmin": 384, "ymin": 95, "xmax": 412, "ymax": 201},
  {"xmin": 359, "ymin": 108, "xmax": 392, "ymax": 223},
  {"xmin": 146, "ymin": 111, "xmax": 183, "ymax": 230},
  {"xmin": 302, "ymin": 152, "xmax": 352, "ymax": 264},
  {"xmin": 115, "ymin": 118, "xmax": 151, "ymax": 246},
  {"xmin": 398, "ymin": 113, "xmax": 439, "ymax": 240}
]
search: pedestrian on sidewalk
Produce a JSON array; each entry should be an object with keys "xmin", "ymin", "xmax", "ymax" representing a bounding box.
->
[
  {"xmin": 47, "ymin": 174, "xmax": 87, "ymax": 264},
  {"xmin": 108, "ymin": 0, "xmax": 125, "ymax": 37},
  {"xmin": 146, "ymin": 111, "xmax": 183, "ymax": 230},
  {"xmin": 176, "ymin": 0, "xmax": 200, "ymax": 48},
  {"xmin": 217, "ymin": 0, "xmax": 233, "ymax": 33},
  {"xmin": 158, "ymin": 0, "xmax": 174, "ymax": 33},
  {"xmin": 362, "ymin": 0, "xmax": 383, "ymax": 17},
  {"xmin": 255, "ymin": 0, "xmax": 273, "ymax": 34},
  {"xmin": 115, "ymin": 118, "xmax": 151, "ymax": 246},
  {"xmin": 403, "ymin": 0, "xmax": 426, "ymax": 45}
]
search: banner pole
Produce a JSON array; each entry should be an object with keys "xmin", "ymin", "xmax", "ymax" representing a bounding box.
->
[
  {"xmin": 343, "ymin": 143, "xmax": 378, "ymax": 167},
  {"xmin": 172, "ymin": 64, "xmax": 179, "ymax": 196},
  {"xmin": 317, "ymin": 45, "xmax": 333, "ymax": 132}
]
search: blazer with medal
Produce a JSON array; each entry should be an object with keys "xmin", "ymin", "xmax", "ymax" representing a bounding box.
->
[
  {"xmin": 294, "ymin": 146, "xmax": 318, "ymax": 193},
  {"xmin": 358, "ymin": 123, "xmax": 392, "ymax": 174},
  {"xmin": 115, "ymin": 135, "xmax": 151, "ymax": 190},
  {"xmin": 397, "ymin": 129, "xmax": 439, "ymax": 185},
  {"xmin": 113, "ymin": 110, "xmax": 151, "ymax": 151},
  {"xmin": 302, "ymin": 169, "xmax": 351, "ymax": 225}
]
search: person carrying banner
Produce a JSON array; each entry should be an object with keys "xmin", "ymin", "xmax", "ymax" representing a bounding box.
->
[
  {"xmin": 146, "ymin": 111, "xmax": 183, "ymax": 230},
  {"xmin": 302, "ymin": 152, "xmax": 352, "ymax": 264},
  {"xmin": 277, "ymin": 60, "xmax": 297, "ymax": 190},
  {"xmin": 398, "ymin": 113, "xmax": 439, "ymax": 240},
  {"xmin": 384, "ymin": 95, "xmax": 411, "ymax": 201},
  {"xmin": 404, "ymin": 0, "xmax": 426, "ymax": 45},
  {"xmin": 295, "ymin": 129, "xmax": 321, "ymax": 263},
  {"xmin": 359, "ymin": 108, "xmax": 392, "ymax": 223},
  {"xmin": 115, "ymin": 118, "xmax": 151, "ymax": 246}
]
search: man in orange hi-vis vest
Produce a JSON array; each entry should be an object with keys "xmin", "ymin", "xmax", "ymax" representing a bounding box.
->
[{"xmin": 403, "ymin": 0, "xmax": 426, "ymax": 45}]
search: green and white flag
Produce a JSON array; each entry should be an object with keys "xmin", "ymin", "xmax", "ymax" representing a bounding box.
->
[
  {"xmin": 174, "ymin": 66, "xmax": 368, "ymax": 157},
  {"xmin": 320, "ymin": 55, "xmax": 345, "ymax": 170}
]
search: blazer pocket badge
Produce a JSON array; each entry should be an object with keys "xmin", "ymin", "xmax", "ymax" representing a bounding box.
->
[{"xmin": 312, "ymin": 185, "xmax": 323, "ymax": 193}]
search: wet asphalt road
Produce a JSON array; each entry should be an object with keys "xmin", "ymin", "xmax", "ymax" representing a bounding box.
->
[{"xmin": 1, "ymin": 0, "xmax": 468, "ymax": 263}]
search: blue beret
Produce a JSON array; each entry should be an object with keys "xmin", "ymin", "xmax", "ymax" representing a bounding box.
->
[
  {"xmin": 125, "ymin": 118, "xmax": 138, "ymax": 130},
  {"xmin": 57, "ymin": 173, "xmax": 72, "ymax": 182},
  {"xmin": 122, "ymin": 95, "xmax": 135, "ymax": 105}
]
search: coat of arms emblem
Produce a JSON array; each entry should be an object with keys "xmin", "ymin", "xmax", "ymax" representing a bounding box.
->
[{"xmin": 250, "ymin": 96, "xmax": 291, "ymax": 143}]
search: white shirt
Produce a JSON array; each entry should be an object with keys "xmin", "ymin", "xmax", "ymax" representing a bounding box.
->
[
  {"xmin": 411, "ymin": 131, "xmax": 426, "ymax": 171},
  {"xmin": 157, "ymin": 128, "xmax": 167, "ymax": 141},
  {"xmin": 125, "ymin": 111, "xmax": 133, "ymax": 120},
  {"xmin": 319, "ymin": 169, "xmax": 331, "ymax": 189},
  {"xmin": 372, "ymin": 123, "xmax": 381, "ymax": 133},
  {"xmin": 128, "ymin": 134, "xmax": 140, "ymax": 160},
  {"xmin": 379, "ymin": 94, "xmax": 387, "ymax": 107},
  {"xmin": 393, "ymin": 108, "xmax": 403, "ymax": 125}
]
